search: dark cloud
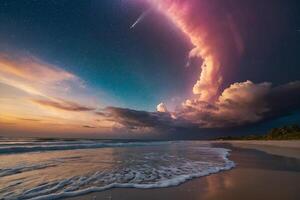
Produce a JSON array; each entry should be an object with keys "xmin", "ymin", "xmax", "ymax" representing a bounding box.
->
[
  {"xmin": 0, "ymin": 122, "xmax": 16, "ymax": 125},
  {"xmin": 31, "ymin": 98, "xmax": 95, "ymax": 112},
  {"xmin": 177, "ymin": 81, "xmax": 300, "ymax": 128},
  {"xmin": 82, "ymin": 125, "xmax": 96, "ymax": 129},
  {"xmin": 265, "ymin": 81, "xmax": 300, "ymax": 118},
  {"xmin": 105, "ymin": 107, "xmax": 171, "ymax": 130},
  {"xmin": 99, "ymin": 107, "xmax": 191, "ymax": 133}
]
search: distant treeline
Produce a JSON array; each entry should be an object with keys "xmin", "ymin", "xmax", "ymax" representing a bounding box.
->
[{"xmin": 218, "ymin": 124, "xmax": 300, "ymax": 140}]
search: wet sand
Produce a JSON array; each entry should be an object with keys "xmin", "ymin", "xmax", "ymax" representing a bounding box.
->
[
  {"xmin": 222, "ymin": 140, "xmax": 300, "ymax": 159},
  {"xmin": 66, "ymin": 142, "xmax": 300, "ymax": 200}
]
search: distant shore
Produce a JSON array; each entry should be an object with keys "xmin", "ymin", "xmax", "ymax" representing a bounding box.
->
[
  {"xmin": 216, "ymin": 124, "xmax": 300, "ymax": 141},
  {"xmin": 66, "ymin": 141, "xmax": 300, "ymax": 200}
]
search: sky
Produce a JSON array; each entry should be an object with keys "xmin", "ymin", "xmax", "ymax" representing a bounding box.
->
[{"xmin": 0, "ymin": 0, "xmax": 300, "ymax": 139}]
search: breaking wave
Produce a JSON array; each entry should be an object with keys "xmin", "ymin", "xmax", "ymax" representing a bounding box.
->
[{"xmin": 0, "ymin": 140, "xmax": 235, "ymax": 200}]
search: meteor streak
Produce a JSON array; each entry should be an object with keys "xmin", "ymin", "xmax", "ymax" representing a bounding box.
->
[{"xmin": 130, "ymin": 9, "xmax": 151, "ymax": 29}]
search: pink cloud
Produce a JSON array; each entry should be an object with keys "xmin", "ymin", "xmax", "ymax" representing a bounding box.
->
[{"xmin": 147, "ymin": 0, "xmax": 243, "ymax": 102}]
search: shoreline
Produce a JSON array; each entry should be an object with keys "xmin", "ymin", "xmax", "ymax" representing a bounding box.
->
[
  {"xmin": 218, "ymin": 140, "xmax": 300, "ymax": 159},
  {"xmin": 66, "ymin": 141, "xmax": 300, "ymax": 200}
]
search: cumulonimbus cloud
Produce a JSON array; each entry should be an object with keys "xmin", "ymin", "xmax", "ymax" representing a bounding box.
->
[
  {"xmin": 147, "ymin": 0, "xmax": 243, "ymax": 102},
  {"xmin": 137, "ymin": 0, "xmax": 300, "ymax": 131}
]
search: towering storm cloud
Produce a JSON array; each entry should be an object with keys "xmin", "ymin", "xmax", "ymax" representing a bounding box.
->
[
  {"xmin": 142, "ymin": 0, "xmax": 300, "ymax": 129},
  {"xmin": 148, "ymin": 0, "xmax": 243, "ymax": 102}
]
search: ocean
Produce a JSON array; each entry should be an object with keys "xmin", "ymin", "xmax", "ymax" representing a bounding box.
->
[{"xmin": 0, "ymin": 138, "xmax": 234, "ymax": 200}]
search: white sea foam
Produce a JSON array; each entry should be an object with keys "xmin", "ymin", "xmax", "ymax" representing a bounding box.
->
[
  {"xmin": 0, "ymin": 140, "xmax": 171, "ymax": 154},
  {"xmin": 0, "ymin": 140, "xmax": 234, "ymax": 200},
  {"xmin": 0, "ymin": 162, "xmax": 57, "ymax": 178}
]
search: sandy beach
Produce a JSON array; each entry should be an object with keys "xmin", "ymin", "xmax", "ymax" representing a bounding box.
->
[
  {"xmin": 66, "ymin": 141, "xmax": 300, "ymax": 200},
  {"xmin": 223, "ymin": 140, "xmax": 300, "ymax": 159}
]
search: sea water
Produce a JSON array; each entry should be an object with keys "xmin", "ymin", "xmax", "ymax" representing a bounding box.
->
[{"xmin": 0, "ymin": 138, "xmax": 235, "ymax": 200}]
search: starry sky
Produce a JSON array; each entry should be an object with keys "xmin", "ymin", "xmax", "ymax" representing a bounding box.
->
[{"xmin": 0, "ymin": 0, "xmax": 300, "ymax": 139}]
